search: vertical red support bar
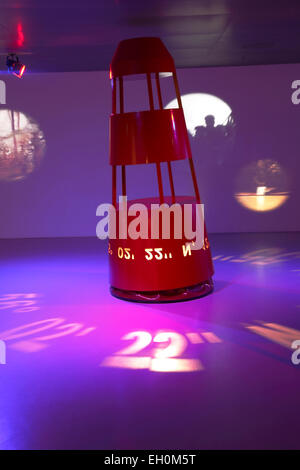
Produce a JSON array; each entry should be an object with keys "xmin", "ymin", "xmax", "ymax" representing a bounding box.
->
[
  {"xmin": 167, "ymin": 162, "xmax": 176, "ymax": 204},
  {"xmin": 112, "ymin": 77, "xmax": 117, "ymax": 114},
  {"xmin": 112, "ymin": 77, "xmax": 117, "ymax": 207},
  {"xmin": 173, "ymin": 71, "xmax": 183, "ymax": 109},
  {"xmin": 119, "ymin": 76, "xmax": 124, "ymax": 113},
  {"xmin": 148, "ymin": 73, "xmax": 164, "ymax": 204},
  {"xmin": 155, "ymin": 72, "xmax": 163, "ymax": 109},
  {"xmin": 188, "ymin": 158, "xmax": 201, "ymax": 203},
  {"xmin": 112, "ymin": 165, "xmax": 117, "ymax": 207},
  {"xmin": 156, "ymin": 162, "xmax": 164, "ymax": 204},
  {"xmin": 146, "ymin": 73, "xmax": 154, "ymax": 110},
  {"xmin": 118, "ymin": 76, "xmax": 126, "ymax": 198},
  {"xmin": 156, "ymin": 72, "xmax": 176, "ymax": 203},
  {"xmin": 121, "ymin": 165, "xmax": 126, "ymax": 196}
]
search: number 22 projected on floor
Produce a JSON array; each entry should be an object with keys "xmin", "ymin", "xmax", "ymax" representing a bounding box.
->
[{"xmin": 101, "ymin": 329, "xmax": 221, "ymax": 373}]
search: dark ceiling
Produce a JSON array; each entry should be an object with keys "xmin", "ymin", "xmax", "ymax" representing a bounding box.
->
[{"xmin": 1, "ymin": 0, "xmax": 300, "ymax": 72}]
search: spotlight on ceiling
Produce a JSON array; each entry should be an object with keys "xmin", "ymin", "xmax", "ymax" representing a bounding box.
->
[{"xmin": 6, "ymin": 54, "xmax": 26, "ymax": 78}]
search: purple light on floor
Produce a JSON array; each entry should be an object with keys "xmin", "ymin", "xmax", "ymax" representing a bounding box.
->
[{"xmin": 0, "ymin": 233, "xmax": 299, "ymax": 449}]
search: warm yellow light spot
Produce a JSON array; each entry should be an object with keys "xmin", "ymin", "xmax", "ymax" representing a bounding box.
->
[
  {"xmin": 201, "ymin": 332, "xmax": 222, "ymax": 343},
  {"xmin": 153, "ymin": 331, "xmax": 188, "ymax": 358},
  {"xmin": 116, "ymin": 331, "xmax": 152, "ymax": 356},
  {"xmin": 235, "ymin": 191, "xmax": 289, "ymax": 212},
  {"xmin": 186, "ymin": 332, "xmax": 203, "ymax": 344},
  {"xmin": 150, "ymin": 357, "xmax": 203, "ymax": 372},
  {"xmin": 246, "ymin": 322, "xmax": 300, "ymax": 348},
  {"xmin": 101, "ymin": 355, "xmax": 151, "ymax": 370},
  {"xmin": 235, "ymin": 160, "xmax": 289, "ymax": 212}
]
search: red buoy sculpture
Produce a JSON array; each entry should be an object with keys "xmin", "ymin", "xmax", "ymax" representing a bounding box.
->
[{"xmin": 108, "ymin": 37, "xmax": 214, "ymax": 302}]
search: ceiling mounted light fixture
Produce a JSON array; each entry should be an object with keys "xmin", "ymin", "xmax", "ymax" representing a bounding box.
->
[{"xmin": 6, "ymin": 53, "xmax": 26, "ymax": 78}]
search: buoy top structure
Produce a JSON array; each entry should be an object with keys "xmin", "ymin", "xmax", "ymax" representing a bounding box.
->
[
  {"xmin": 110, "ymin": 37, "xmax": 175, "ymax": 78},
  {"xmin": 109, "ymin": 37, "xmax": 194, "ymax": 185},
  {"xmin": 108, "ymin": 37, "xmax": 214, "ymax": 302}
]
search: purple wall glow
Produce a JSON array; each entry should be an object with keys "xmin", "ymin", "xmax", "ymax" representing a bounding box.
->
[{"xmin": 0, "ymin": 64, "xmax": 299, "ymax": 238}]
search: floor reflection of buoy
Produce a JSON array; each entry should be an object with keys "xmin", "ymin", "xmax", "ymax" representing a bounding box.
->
[{"xmin": 235, "ymin": 160, "xmax": 289, "ymax": 212}]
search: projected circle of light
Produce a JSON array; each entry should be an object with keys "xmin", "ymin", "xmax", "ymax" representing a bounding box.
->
[
  {"xmin": 165, "ymin": 93, "xmax": 233, "ymax": 137},
  {"xmin": 235, "ymin": 159, "xmax": 289, "ymax": 212},
  {"xmin": 0, "ymin": 109, "xmax": 46, "ymax": 182}
]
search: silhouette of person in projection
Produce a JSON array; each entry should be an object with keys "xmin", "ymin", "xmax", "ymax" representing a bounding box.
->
[
  {"xmin": 195, "ymin": 114, "xmax": 226, "ymax": 141},
  {"xmin": 193, "ymin": 113, "xmax": 235, "ymax": 164}
]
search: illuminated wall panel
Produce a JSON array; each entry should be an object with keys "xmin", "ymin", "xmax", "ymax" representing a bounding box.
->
[{"xmin": 0, "ymin": 62, "xmax": 299, "ymax": 238}]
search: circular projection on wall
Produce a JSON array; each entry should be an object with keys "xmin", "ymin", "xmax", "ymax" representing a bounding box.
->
[
  {"xmin": 0, "ymin": 109, "xmax": 46, "ymax": 182},
  {"xmin": 235, "ymin": 159, "xmax": 289, "ymax": 212},
  {"xmin": 165, "ymin": 93, "xmax": 233, "ymax": 137}
]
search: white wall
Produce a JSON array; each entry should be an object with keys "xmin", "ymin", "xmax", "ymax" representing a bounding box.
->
[{"xmin": 0, "ymin": 63, "xmax": 299, "ymax": 238}]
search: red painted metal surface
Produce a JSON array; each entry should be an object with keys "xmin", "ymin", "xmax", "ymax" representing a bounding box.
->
[
  {"xmin": 108, "ymin": 37, "xmax": 214, "ymax": 302},
  {"xmin": 109, "ymin": 197, "xmax": 213, "ymax": 293},
  {"xmin": 110, "ymin": 109, "xmax": 192, "ymax": 165}
]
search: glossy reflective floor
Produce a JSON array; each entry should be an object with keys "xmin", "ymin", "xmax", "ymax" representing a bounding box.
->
[{"xmin": 0, "ymin": 233, "xmax": 299, "ymax": 450}]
